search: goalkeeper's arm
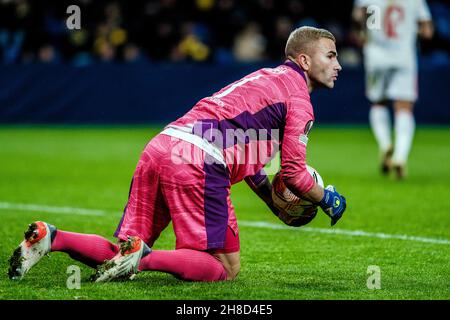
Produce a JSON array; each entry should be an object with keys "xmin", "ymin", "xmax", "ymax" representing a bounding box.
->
[
  {"xmin": 245, "ymin": 171, "xmax": 347, "ymax": 227},
  {"xmin": 244, "ymin": 170, "xmax": 280, "ymax": 218},
  {"xmin": 245, "ymin": 174, "xmax": 320, "ymax": 227}
]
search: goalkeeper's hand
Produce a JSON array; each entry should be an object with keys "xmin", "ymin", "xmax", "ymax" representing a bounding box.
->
[{"xmin": 319, "ymin": 185, "xmax": 347, "ymax": 226}]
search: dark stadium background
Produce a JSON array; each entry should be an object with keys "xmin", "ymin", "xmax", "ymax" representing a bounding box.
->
[{"xmin": 1, "ymin": 0, "xmax": 449, "ymax": 124}]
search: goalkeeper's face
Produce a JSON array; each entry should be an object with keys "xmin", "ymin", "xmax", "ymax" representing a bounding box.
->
[{"xmin": 307, "ymin": 38, "xmax": 342, "ymax": 89}]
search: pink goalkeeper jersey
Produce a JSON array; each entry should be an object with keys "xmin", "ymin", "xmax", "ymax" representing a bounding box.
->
[{"xmin": 168, "ymin": 60, "xmax": 316, "ymax": 196}]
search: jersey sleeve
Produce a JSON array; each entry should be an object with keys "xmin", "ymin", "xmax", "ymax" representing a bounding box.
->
[
  {"xmin": 280, "ymin": 96, "xmax": 315, "ymax": 197},
  {"xmin": 244, "ymin": 169, "xmax": 268, "ymax": 188},
  {"xmin": 417, "ymin": 0, "xmax": 432, "ymax": 22}
]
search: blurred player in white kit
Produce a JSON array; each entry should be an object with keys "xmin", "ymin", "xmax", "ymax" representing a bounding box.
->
[{"xmin": 352, "ymin": 0, "xmax": 434, "ymax": 179}]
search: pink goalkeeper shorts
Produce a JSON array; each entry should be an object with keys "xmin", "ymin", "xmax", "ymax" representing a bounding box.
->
[{"xmin": 114, "ymin": 133, "xmax": 239, "ymax": 252}]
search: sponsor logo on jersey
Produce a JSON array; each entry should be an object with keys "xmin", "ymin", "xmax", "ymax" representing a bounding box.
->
[
  {"xmin": 299, "ymin": 134, "xmax": 308, "ymax": 146},
  {"xmin": 266, "ymin": 66, "xmax": 288, "ymax": 74},
  {"xmin": 304, "ymin": 120, "xmax": 314, "ymax": 136},
  {"xmin": 299, "ymin": 120, "xmax": 314, "ymax": 145}
]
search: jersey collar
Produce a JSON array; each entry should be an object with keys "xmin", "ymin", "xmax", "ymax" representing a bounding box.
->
[{"xmin": 284, "ymin": 59, "xmax": 307, "ymax": 83}]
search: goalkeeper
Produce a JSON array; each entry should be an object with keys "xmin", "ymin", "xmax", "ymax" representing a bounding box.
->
[{"xmin": 9, "ymin": 26, "xmax": 346, "ymax": 283}]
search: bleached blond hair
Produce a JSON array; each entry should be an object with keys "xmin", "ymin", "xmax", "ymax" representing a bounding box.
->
[{"xmin": 285, "ymin": 26, "xmax": 336, "ymax": 58}]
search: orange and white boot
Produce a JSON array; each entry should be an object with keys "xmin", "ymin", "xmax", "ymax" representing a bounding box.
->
[
  {"xmin": 91, "ymin": 236, "xmax": 151, "ymax": 283},
  {"xmin": 8, "ymin": 221, "xmax": 56, "ymax": 280}
]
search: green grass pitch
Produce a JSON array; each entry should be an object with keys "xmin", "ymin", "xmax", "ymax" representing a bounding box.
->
[{"xmin": 0, "ymin": 125, "xmax": 449, "ymax": 300}]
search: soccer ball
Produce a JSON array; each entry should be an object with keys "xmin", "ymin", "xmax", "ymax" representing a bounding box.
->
[{"xmin": 271, "ymin": 165, "xmax": 324, "ymax": 218}]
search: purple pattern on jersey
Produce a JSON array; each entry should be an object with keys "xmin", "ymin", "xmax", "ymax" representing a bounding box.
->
[
  {"xmin": 203, "ymin": 154, "xmax": 230, "ymax": 249},
  {"xmin": 284, "ymin": 59, "xmax": 307, "ymax": 82},
  {"xmin": 169, "ymin": 60, "xmax": 315, "ymax": 192},
  {"xmin": 192, "ymin": 102, "xmax": 286, "ymax": 149}
]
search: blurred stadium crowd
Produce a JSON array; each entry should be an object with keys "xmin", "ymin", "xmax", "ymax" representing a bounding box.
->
[{"xmin": 1, "ymin": 0, "xmax": 450, "ymax": 67}]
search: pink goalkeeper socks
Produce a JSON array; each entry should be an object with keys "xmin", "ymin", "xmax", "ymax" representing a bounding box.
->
[
  {"xmin": 138, "ymin": 249, "xmax": 227, "ymax": 282},
  {"xmin": 51, "ymin": 230, "xmax": 119, "ymax": 268},
  {"xmin": 51, "ymin": 231, "xmax": 228, "ymax": 281}
]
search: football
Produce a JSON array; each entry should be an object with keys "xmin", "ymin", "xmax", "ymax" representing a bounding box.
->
[{"xmin": 271, "ymin": 165, "xmax": 324, "ymax": 218}]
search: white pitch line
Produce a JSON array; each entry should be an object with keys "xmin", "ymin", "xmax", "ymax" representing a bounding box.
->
[
  {"xmin": 239, "ymin": 221, "xmax": 450, "ymax": 245},
  {"xmin": 0, "ymin": 201, "xmax": 107, "ymax": 216},
  {"xmin": 1, "ymin": 201, "xmax": 449, "ymax": 245}
]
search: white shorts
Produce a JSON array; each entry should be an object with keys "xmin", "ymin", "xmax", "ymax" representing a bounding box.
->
[{"xmin": 365, "ymin": 66, "xmax": 418, "ymax": 103}]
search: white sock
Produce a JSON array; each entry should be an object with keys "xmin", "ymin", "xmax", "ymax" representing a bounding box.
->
[
  {"xmin": 392, "ymin": 110, "xmax": 415, "ymax": 165},
  {"xmin": 369, "ymin": 105, "xmax": 392, "ymax": 153}
]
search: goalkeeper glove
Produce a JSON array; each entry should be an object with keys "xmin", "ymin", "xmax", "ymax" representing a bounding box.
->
[{"xmin": 319, "ymin": 185, "xmax": 347, "ymax": 226}]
